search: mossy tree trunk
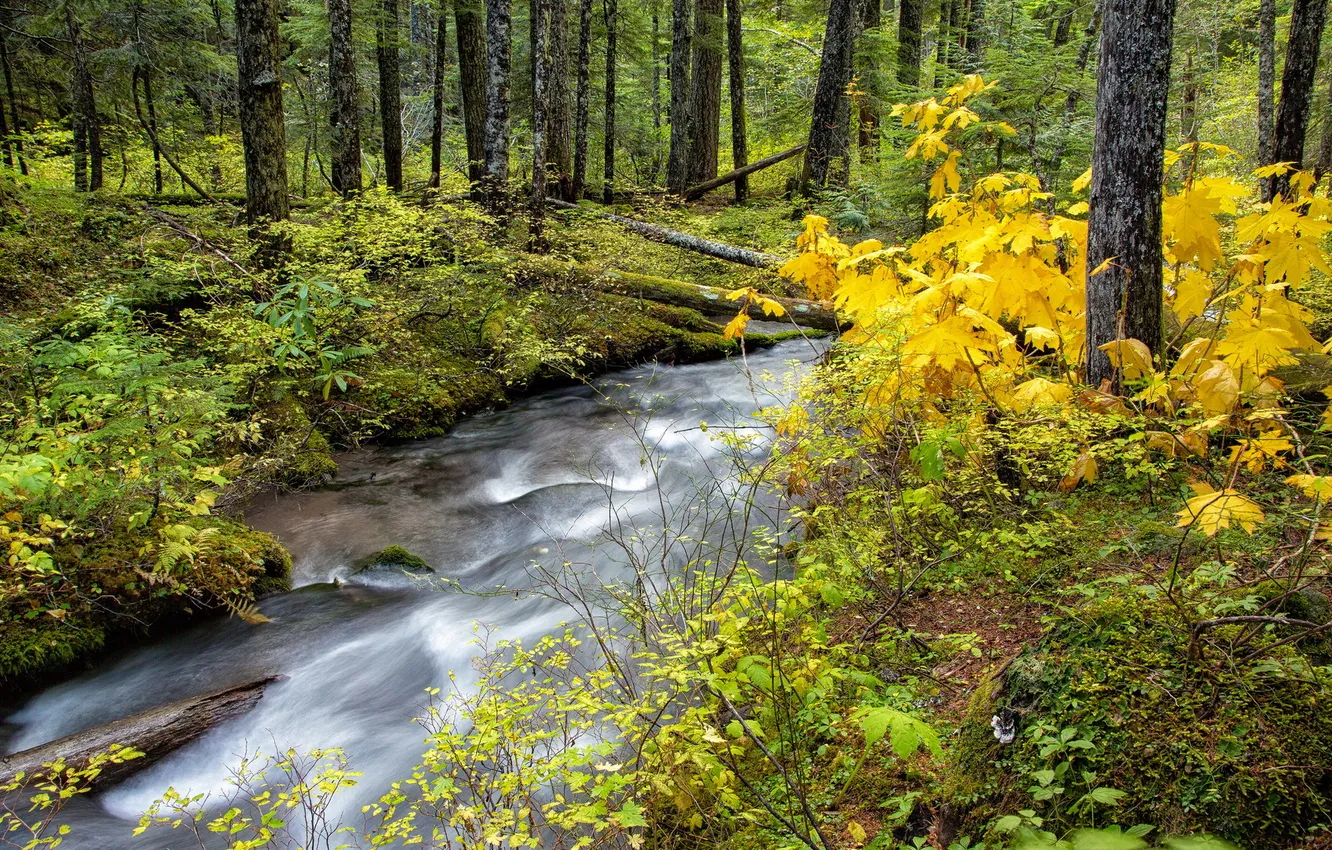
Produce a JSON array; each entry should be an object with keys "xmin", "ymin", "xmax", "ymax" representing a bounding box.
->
[
  {"xmin": 686, "ymin": 0, "xmax": 722, "ymax": 184},
  {"xmin": 329, "ymin": 0, "xmax": 363, "ymax": 196},
  {"xmin": 572, "ymin": 0, "xmax": 592, "ymax": 198},
  {"xmin": 1084, "ymin": 0, "xmax": 1176, "ymax": 388},
  {"xmin": 666, "ymin": 0, "xmax": 692, "ymax": 193},
  {"xmin": 234, "ymin": 0, "xmax": 290, "ymax": 226},
  {"xmin": 802, "ymin": 0, "xmax": 858, "ymax": 190},
  {"xmin": 483, "ymin": 0, "xmax": 513, "ymax": 210},
  {"xmin": 603, "ymin": 0, "xmax": 618, "ymax": 203},
  {"xmin": 726, "ymin": 0, "xmax": 747, "ymax": 201},
  {"xmin": 456, "ymin": 0, "xmax": 488, "ymax": 187},
  {"xmin": 377, "ymin": 0, "xmax": 405, "ymax": 191}
]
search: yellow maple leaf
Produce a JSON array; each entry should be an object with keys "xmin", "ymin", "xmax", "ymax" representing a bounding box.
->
[
  {"xmin": 1286, "ymin": 474, "xmax": 1332, "ymax": 500},
  {"xmin": 1194, "ymin": 359, "xmax": 1240, "ymax": 414},
  {"xmin": 722, "ymin": 313, "xmax": 750, "ymax": 339},
  {"xmin": 1011, "ymin": 376, "xmax": 1072, "ymax": 410},
  {"xmin": 1097, "ymin": 338, "xmax": 1154, "ymax": 378},
  {"xmin": 1215, "ymin": 324, "xmax": 1301, "ymax": 376},
  {"xmin": 1176, "ymin": 488, "xmax": 1265, "ymax": 536},
  {"xmin": 1228, "ymin": 434, "xmax": 1293, "ymax": 473},
  {"xmin": 1024, "ymin": 326, "xmax": 1062, "ymax": 350},
  {"xmin": 1059, "ymin": 450, "xmax": 1098, "ymax": 493}
]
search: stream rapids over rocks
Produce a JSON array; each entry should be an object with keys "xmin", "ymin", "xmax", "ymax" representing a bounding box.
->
[{"xmin": 1, "ymin": 337, "xmax": 825, "ymax": 849}]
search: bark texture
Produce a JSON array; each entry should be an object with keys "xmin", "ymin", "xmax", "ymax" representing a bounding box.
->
[
  {"xmin": 726, "ymin": 0, "xmax": 748, "ymax": 201},
  {"xmin": 429, "ymin": 1, "xmax": 447, "ymax": 189},
  {"xmin": 67, "ymin": 3, "xmax": 102, "ymax": 191},
  {"xmin": 572, "ymin": 0, "xmax": 592, "ymax": 198},
  {"xmin": 235, "ymin": 0, "xmax": 290, "ymax": 223},
  {"xmin": 1270, "ymin": 0, "xmax": 1330, "ymax": 200},
  {"xmin": 455, "ymin": 0, "xmax": 488, "ymax": 186},
  {"xmin": 896, "ymin": 0, "xmax": 923, "ymax": 87},
  {"xmin": 666, "ymin": 0, "xmax": 692, "ymax": 193},
  {"xmin": 0, "ymin": 678, "xmax": 280, "ymax": 792},
  {"xmin": 548, "ymin": 198, "xmax": 782, "ymax": 267},
  {"xmin": 686, "ymin": 0, "xmax": 723, "ymax": 184},
  {"xmin": 1084, "ymin": 0, "xmax": 1176, "ymax": 388},
  {"xmin": 1258, "ymin": 0, "xmax": 1275, "ymax": 180},
  {"xmin": 377, "ymin": 0, "xmax": 405, "ymax": 191},
  {"xmin": 531, "ymin": 0, "xmax": 550, "ymax": 245},
  {"xmin": 329, "ymin": 0, "xmax": 363, "ymax": 196},
  {"xmin": 803, "ymin": 0, "xmax": 858, "ymax": 190},
  {"xmin": 549, "ymin": 0, "xmax": 574, "ymax": 198},
  {"xmin": 603, "ymin": 0, "xmax": 618, "ymax": 203},
  {"xmin": 484, "ymin": 0, "xmax": 513, "ymax": 208}
]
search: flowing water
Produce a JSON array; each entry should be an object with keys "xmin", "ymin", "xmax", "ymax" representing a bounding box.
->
[{"xmin": 1, "ymin": 337, "xmax": 824, "ymax": 849}]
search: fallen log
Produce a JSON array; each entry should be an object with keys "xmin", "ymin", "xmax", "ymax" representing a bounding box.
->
[
  {"xmin": 1, "ymin": 676, "xmax": 281, "ymax": 792},
  {"xmin": 684, "ymin": 144, "xmax": 806, "ymax": 201},
  {"xmin": 515, "ymin": 255, "xmax": 841, "ymax": 331},
  {"xmin": 546, "ymin": 198, "xmax": 784, "ymax": 268}
]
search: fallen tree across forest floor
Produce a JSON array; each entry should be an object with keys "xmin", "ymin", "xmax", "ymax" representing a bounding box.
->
[
  {"xmin": 546, "ymin": 199, "xmax": 785, "ymax": 269},
  {"xmin": 683, "ymin": 144, "xmax": 807, "ymax": 201},
  {"xmin": 0, "ymin": 676, "xmax": 281, "ymax": 791},
  {"xmin": 513, "ymin": 255, "xmax": 841, "ymax": 332}
]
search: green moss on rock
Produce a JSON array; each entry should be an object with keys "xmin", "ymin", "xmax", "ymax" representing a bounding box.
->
[
  {"xmin": 0, "ymin": 617, "xmax": 105, "ymax": 683},
  {"xmin": 357, "ymin": 545, "xmax": 434, "ymax": 573}
]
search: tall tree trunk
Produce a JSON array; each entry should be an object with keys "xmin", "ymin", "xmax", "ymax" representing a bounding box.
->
[
  {"xmin": 329, "ymin": 0, "xmax": 363, "ymax": 196},
  {"xmin": 858, "ymin": 0, "xmax": 881, "ymax": 153},
  {"xmin": 0, "ymin": 7, "xmax": 24, "ymax": 174},
  {"xmin": 142, "ymin": 66, "xmax": 164, "ymax": 193},
  {"xmin": 1084, "ymin": 0, "xmax": 1176, "ymax": 389},
  {"xmin": 1270, "ymin": 0, "xmax": 1329, "ymax": 200},
  {"xmin": 549, "ymin": 0, "xmax": 573, "ymax": 198},
  {"xmin": 666, "ymin": 0, "xmax": 692, "ymax": 193},
  {"xmin": 430, "ymin": 0, "xmax": 447, "ymax": 189},
  {"xmin": 377, "ymin": 0, "xmax": 405, "ymax": 191},
  {"xmin": 897, "ymin": 0, "xmax": 923, "ymax": 87},
  {"xmin": 726, "ymin": 0, "xmax": 747, "ymax": 202},
  {"xmin": 456, "ymin": 0, "xmax": 488, "ymax": 186},
  {"xmin": 1257, "ymin": 0, "xmax": 1275, "ymax": 195},
  {"xmin": 603, "ymin": 0, "xmax": 617, "ymax": 203},
  {"xmin": 532, "ymin": 0, "xmax": 550, "ymax": 245},
  {"xmin": 483, "ymin": 0, "xmax": 513, "ymax": 209},
  {"xmin": 66, "ymin": 2, "xmax": 102, "ymax": 192},
  {"xmin": 686, "ymin": 0, "xmax": 723, "ymax": 184},
  {"xmin": 572, "ymin": 0, "xmax": 592, "ymax": 198},
  {"xmin": 651, "ymin": 5, "xmax": 664, "ymax": 184},
  {"xmin": 802, "ymin": 0, "xmax": 858, "ymax": 190},
  {"xmin": 234, "ymin": 0, "xmax": 291, "ymax": 225},
  {"xmin": 0, "ymin": 80, "xmax": 10, "ymax": 170},
  {"xmin": 965, "ymin": 0, "xmax": 984, "ymax": 67}
]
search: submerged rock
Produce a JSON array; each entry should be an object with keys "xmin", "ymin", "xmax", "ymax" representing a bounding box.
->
[{"xmin": 355, "ymin": 545, "xmax": 434, "ymax": 573}]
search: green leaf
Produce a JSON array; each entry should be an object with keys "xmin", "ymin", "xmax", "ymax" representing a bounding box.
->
[
  {"xmin": 1067, "ymin": 828, "xmax": 1148, "ymax": 850},
  {"xmin": 821, "ymin": 583, "xmax": 846, "ymax": 606},
  {"xmin": 1085, "ymin": 787, "xmax": 1126, "ymax": 806},
  {"xmin": 614, "ymin": 802, "xmax": 648, "ymax": 828}
]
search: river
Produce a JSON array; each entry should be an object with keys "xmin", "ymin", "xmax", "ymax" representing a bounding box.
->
[{"xmin": 1, "ymin": 337, "xmax": 823, "ymax": 849}]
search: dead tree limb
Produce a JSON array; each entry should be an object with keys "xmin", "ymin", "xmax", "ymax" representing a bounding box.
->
[
  {"xmin": 0, "ymin": 676, "xmax": 281, "ymax": 792},
  {"xmin": 546, "ymin": 198, "xmax": 784, "ymax": 268},
  {"xmin": 684, "ymin": 144, "xmax": 806, "ymax": 201},
  {"xmin": 129, "ymin": 80, "xmax": 217, "ymax": 204}
]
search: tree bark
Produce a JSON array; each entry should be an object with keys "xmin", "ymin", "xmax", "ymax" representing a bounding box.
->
[
  {"xmin": 687, "ymin": 0, "xmax": 723, "ymax": 184},
  {"xmin": 1258, "ymin": 0, "xmax": 1275, "ymax": 194},
  {"xmin": 549, "ymin": 0, "xmax": 574, "ymax": 198},
  {"xmin": 1270, "ymin": 0, "xmax": 1330, "ymax": 200},
  {"xmin": 456, "ymin": 0, "xmax": 488, "ymax": 187},
  {"xmin": 377, "ymin": 0, "xmax": 405, "ymax": 191},
  {"xmin": 651, "ymin": 6, "xmax": 664, "ymax": 184},
  {"xmin": 430, "ymin": 1, "xmax": 448, "ymax": 189},
  {"xmin": 483, "ymin": 0, "xmax": 513, "ymax": 209},
  {"xmin": 140, "ymin": 65, "xmax": 164, "ymax": 194},
  {"xmin": 572, "ymin": 0, "xmax": 593, "ymax": 198},
  {"xmin": 684, "ymin": 143, "xmax": 804, "ymax": 200},
  {"xmin": 66, "ymin": 2, "xmax": 102, "ymax": 192},
  {"xmin": 330, "ymin": 0, "xmax": 363, "ymax": 196},
  {"xmin": 667, "ymin": 0, "xmax": 692, "ymax": 193},
  {"xmin": 235, "ymin": 0, "xmax": 290, "ymax": 226},
  {"xmin": 547, "ymin": 197, "xmax": 783, "ymax": 266},
  {"xmin": 532, "ymin": 0, "xmax": 550, "ymax": 246},
  {"xmin": 1084, "ymin": 0, "xmax": 1176, "ymax": 389},
  {"xmin": 0, "ymin": 678, "xmax": 280, "ymax": 793},
  {"xmin": 802, "ymin": 0, "xmax": 858, "ymax": 190},
  {"xmin": 0, "ymin": 6, "xmax": 24, "ymax": 174},
  {"xmin": 896, "ymin": 0, "xmax": 923, "ymax": 87},
  {"xmin": 603, "ymin": 0, "xmax": 618, "ymax": 203},
  {"xmin": 965, "ymin": 0, "xmax": 984, "ymax": 67},
  {"xmin": 726, "ymin": 0, "xmax": 747, "ymax": 201},
  {"xmin": 858, "ymin": 0, "xmax": 881, "ymax": 153}
]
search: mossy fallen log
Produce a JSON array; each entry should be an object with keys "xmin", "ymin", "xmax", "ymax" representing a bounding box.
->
[
  {"xmin": 0, "ymin": 676, "xmax": 281, "ymax": 791},
  {"xmin": 545, "ymin": 199, "xmax": 785, "ymax": 268},
  {"xmin": 513, "ymin": 256, "xmax": 842, "ymax": 332}
]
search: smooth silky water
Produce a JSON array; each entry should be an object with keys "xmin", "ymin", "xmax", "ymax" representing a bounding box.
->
[{"xmin": 1, "ymin": 337, "xmax": 825, "ymax": 848}]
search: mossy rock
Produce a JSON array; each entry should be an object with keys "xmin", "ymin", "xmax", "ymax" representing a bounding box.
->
[
  {"xmin": 263, "ymin": 396, "xmax": 339, "ymax": 485},
  {"xmin": 356, "ymin": 545, "xmax": 434, "ymax": 573},
  {"xmin": 946, "ymin": 588, "xmax": 1332, "ymax": 848}
]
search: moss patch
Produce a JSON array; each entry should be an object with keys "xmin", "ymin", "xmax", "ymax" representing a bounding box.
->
[{"xmin": 357, "ymin": 545, "xmax": 434, "ymax": 573}]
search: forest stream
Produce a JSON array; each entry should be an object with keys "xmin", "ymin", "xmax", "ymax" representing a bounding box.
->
[{"xmin": 1, "ymin": 336, "xmax": 824, "ymax": 849}]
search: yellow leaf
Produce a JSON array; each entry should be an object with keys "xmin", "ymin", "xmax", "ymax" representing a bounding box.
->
[
  {"xmin": 847, "ymin": 821, "xmax": 868, "ymax": 845},
  {"xmin": 1024, "ymin": 326, "xmax": 1062, "ymax": 350},
  {"xmin": 1090, "ymin": 256, "xmax": 1117, "ymax": 276},
  {"xmin": 1011, "ymin": 376, "xmax": 1072, "ymax": 411},
  {"xmin": 1097, "ymin": 338, "xmax": 1154, "ymax": 379},
  {"xmin": 1215, "ymin": 324, "xmax": 1301, "ymax": 376},
  {"xmin": 1072, "ymin": 168, "xmax": 1092, "ymax": 193},
  {"xmin": 1059, "ymin": 451, "xmax": 1098, "ymax": 493},
  {"xmin": 723, "ymin": 313, "xmax": 750, "ymax": 339},
  {"xmin": 1286, "ymin": 474, "xmax": 1332, "ymax": 500},
  {"xmin": 1194, "ymin": 359, "xmax": 1240, "ymax": 414},
  {"xmin": 1175, "ymin": 489, "xmax": 1265, "ymax": 536}
]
